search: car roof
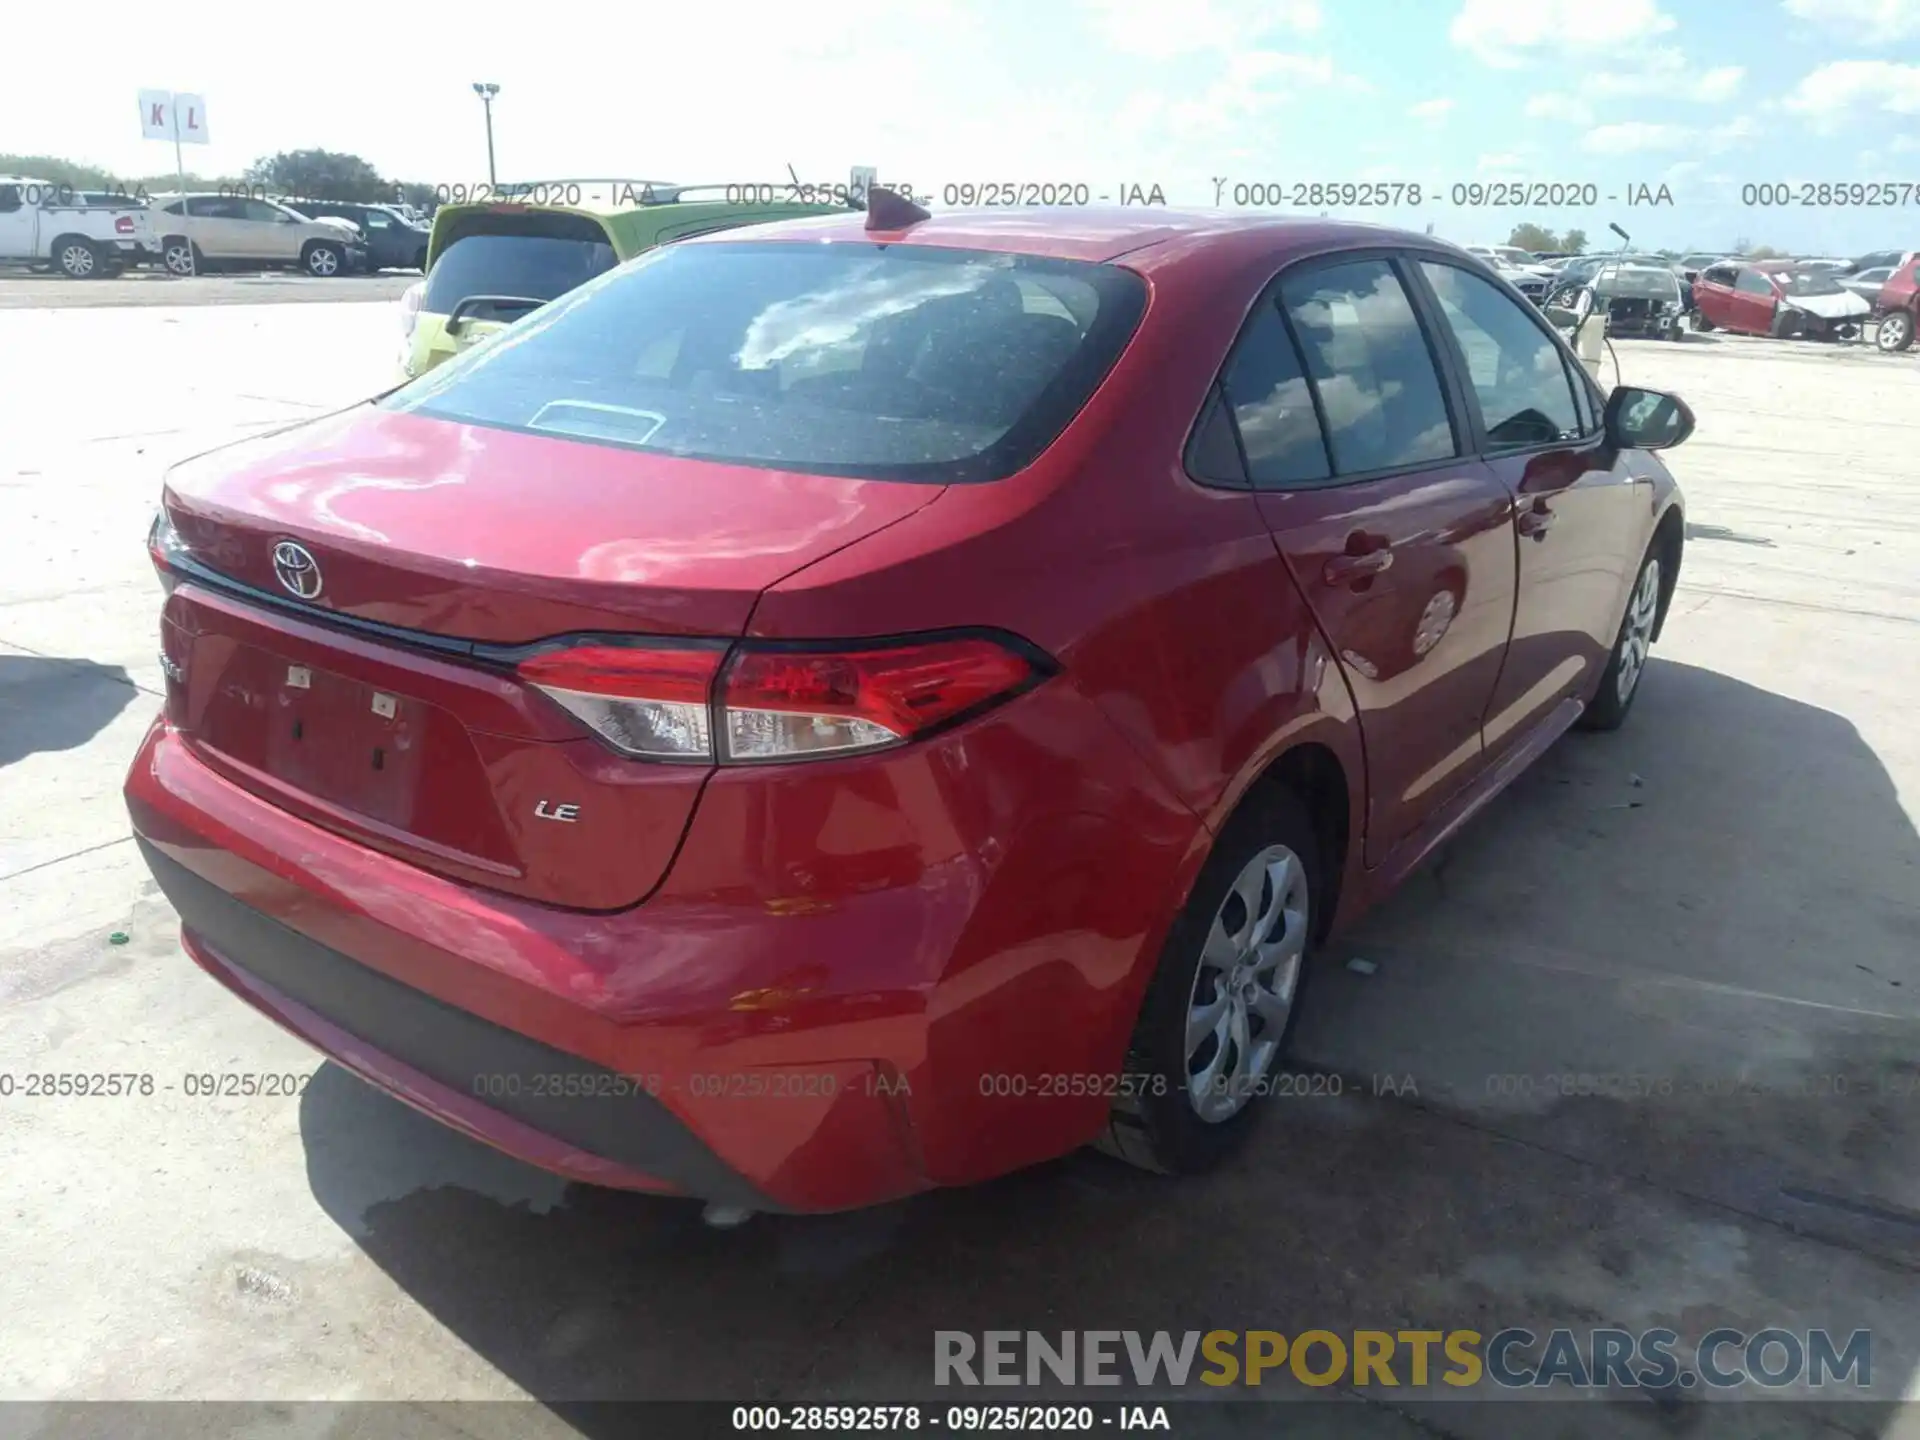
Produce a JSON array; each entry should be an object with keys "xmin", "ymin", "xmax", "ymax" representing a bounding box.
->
[{"xmin": 676, "ymin": 208, "xmax": 1456, "ymax": 269}]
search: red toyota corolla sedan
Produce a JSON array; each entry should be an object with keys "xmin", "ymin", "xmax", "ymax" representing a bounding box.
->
[{"xmin": 126, "ymin": 194, "xmax": 1694, "ymax": 1216}]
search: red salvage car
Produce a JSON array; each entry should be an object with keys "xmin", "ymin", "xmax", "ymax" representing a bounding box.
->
[
  {"xmin": 126, "ymin": 196, "xmax": 1694, "ymax": 1216},
  {"xmin": 1690, "ymin": 258, "xmax": 1873, "ymax": 340}
]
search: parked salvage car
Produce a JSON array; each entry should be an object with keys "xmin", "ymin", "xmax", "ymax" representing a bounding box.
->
[
  {"xmin": 129, "ymin": 204, "xmax": 1694, "ymax": 1216},
  {"xmin": 1867, "ymin": 253, "xmax": 1920, "ymax": 351},
  {"xmin": 1838, "ymin": 266, "xmax": 1896, "ymax": 305},
  {"xmin": 150, "ymin": 193, "xmax": 368, "ymax": 277},
  {"xmin": 0, "ymin": 176, "xmax": 154, "ymax": 277},
  {"xmin": 1550, "ymin": 260, "xmax": 1687, "ymax": 340},
  {"xmin": 1690, "ymin": 259, "xmax": 1871, "ymax": 339},
  {"xmin": 399, "ymin": 182, "xmax": 851, "ymax": 378},
  {"xmin": 281, "ymin": 198, "xmax": 429, "ymax": 272}
]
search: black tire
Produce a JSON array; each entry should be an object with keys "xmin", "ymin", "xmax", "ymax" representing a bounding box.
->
[
  {"xmin": 1099, "ymin": 789, "xmax": 1322, "ymax": 1176},
  {"xmin": 161, "ymin": 237, "xmax": 200, "ymax": 277},
  {"xmin": 303, "ymin": 241, "xmax": 345, "ymax": 277},
  {"xmin": 1769, "ymin": 307, "xmax": 1799, "ymax": 340},
  {"xmin": 1877, "ymin": 310, "xmax": 1915, "ymax": 353},
  {"xmin": 1580, "ymin": 544, "xmax": 1665, "ymax": 732},
  {"xmin": 53, "ymin": 237, "xmax": 103, "ymax": 279},
  {"xmin": 1690, "ymin": 308, "xmax": 1713, "ymax": 332}
]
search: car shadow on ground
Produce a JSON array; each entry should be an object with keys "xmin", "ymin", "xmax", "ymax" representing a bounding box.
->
[
  {"xmin": 0, "ymin": 654, "xmax": 137, "ymax": 768},
  {"xmin": 297, "ymin": 658, "xmax": 1918, "ymax": 1434}
]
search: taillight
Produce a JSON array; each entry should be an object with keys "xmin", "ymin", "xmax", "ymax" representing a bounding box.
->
[
  {"xmin": 148, "ymin": 505, "xmax": 189, "ymax": 592},
  {"xmin": 719, "ymin": 638, "xmax": 1040, "ymax": 762},
  {"xmin": 516, "ymin": 634, "xmax": 1047, "ymax": 765},
  {"xmin": 398, "ymin": 281, "xmax": 424, "ymax": 339},
  {"xmin": 115, "ymin": 215, "xmax": 135, "ymax": 234},
  {"xmin": 517, "ymin": 645, "xmax": 723, "ymax": 760}
]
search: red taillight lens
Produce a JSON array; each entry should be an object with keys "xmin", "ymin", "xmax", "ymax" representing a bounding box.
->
[
  {"xmin": 116, "ymin": 216, "xmax": 135, "ymax": 233},
  {"xmin": 719, "ymin": 637, "xmax": 1040, "ymax": 762},
  {"xmin": 517, "ymin": 645, "xmax": 723, "ymax": 760},
  {"xmin": 519, "ymin": 634, "xmax": 1048, "ymax": 765}
]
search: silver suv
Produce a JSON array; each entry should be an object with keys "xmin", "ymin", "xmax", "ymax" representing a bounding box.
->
[{"xmin": 149, "ymin": 193, "xmax": 368, "ymax": 276}]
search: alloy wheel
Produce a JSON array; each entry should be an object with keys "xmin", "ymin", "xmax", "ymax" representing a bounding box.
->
[
  {"xmin": 1615, "ymin": 558, "xmax": 1661, "ymax": 706},
  {"xmin": 60, "ymin": 243, "xmax": 95, "ymax": 278},
  {"xmin": 165, "ymin": 244, "xmax": 194, "ymax": 276},
  {"xmin": 309, "ymin": 248, "xmax": 339, "ymax": 276},
  {"xmin": 1184, "ymin": 843, "xmax": 1309, "ymax": 1123}
]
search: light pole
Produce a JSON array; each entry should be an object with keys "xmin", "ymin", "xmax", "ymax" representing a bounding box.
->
[{"xmin": 472, "ymin": 83, "xmax": 500, "ymax": 187}]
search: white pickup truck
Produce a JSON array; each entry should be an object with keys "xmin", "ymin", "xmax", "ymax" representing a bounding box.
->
[{"xmin": 0, "ymin": 177, "xmax": 156, "ymax": 278}]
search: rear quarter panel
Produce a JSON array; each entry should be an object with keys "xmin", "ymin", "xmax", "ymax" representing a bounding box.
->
[{"xmin": 742, "ymin": 236, "xmax": 1371, "ymax": 1164}]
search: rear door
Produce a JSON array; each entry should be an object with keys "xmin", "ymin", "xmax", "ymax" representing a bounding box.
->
[
  {"xmin": 1411, "ymin": 257, "xmax": 1645, "ymax": 756},
  {"xmin": 1694, "ymin": 265, "xmax": 1738, "ymax": 326},
  {"xmin": 1239, "ymin": 252, "xmax": 1518, "ymax": 864},
  {"xmin": 185, "ymin": 195, "xmax": 246, "ymax": 258},
  {"xmin": 1732, "ymin": 267, "xmax": 1779, "ymax": 332}
]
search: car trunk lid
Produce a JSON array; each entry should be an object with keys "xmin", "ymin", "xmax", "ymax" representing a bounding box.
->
[{"xmin": 157, "ymin": 405, "xmax": 943, "ymax": 908}]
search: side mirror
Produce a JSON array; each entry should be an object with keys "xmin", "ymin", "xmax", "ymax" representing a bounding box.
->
[{"xmin": 1604, "ymin": 386, "xmax": 1695, "ymax": 451}]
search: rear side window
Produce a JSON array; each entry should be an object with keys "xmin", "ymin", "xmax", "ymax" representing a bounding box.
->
[
  {"xmin": 386, "ymin": 241, "xmax": 1148, "ymax": 484},
  {"xmin": 422, "ymin": 224, "xmax": 620, "ymax": 316},
  {"xmin": 1279, "ymin": 259, "xmax": 1456, "ymax": 476},
  {"xmin": 1418, "ymin": 261, "xmax": 1579, "ymax": 450},
  {"xmin": 1216, "ymin": 304, "xmax": 1330, "ymax": 487},
  {"xmin": 1735, "ymin": 269, "xmax": 1774, "ymax": 295}
]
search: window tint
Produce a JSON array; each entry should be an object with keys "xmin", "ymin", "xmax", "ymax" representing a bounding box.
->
[
  {"xmin": 161, "ymin": 199, "xmax": 183, "ymax": 215},
  {"xmin": 1702, "ymin": 266, "xmax": 1737, "ymax": 285},
  {"xmin": 1278, "ymin": 259, "xmax": 1455, "ymax": 475},
  {"xmin": 387, "ymin": 241, "xmax": 1148, "ymax": 484},
  {"xmin": 244, "ymin": 200, "xmax": 287, "ymax": 224},
  {"xmin": 0, "ymin": 185, "xmax": 19, "ymax": 213},
  {"xmin": 1735, "ymin": 269, "xmax": 1774, "ymax": 296},
  {"xmin": 1185, "ymin": 386, "xmax": 1247, "ymax": 488},
  {"xmin": 1216, "ymin": 302, "xmax": 1330, "ymax": 487},
  {"xmin": 1419, "ymin": 261, "xmax": 1579, "ymax": 449}
]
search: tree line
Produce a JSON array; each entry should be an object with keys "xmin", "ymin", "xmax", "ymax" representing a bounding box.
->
[{"xmin": 0, "ymin": 149, "xmax": 438, "ymax": 211}]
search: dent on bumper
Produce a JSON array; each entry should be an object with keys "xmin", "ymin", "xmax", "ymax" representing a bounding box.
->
[{"xmin": 125, "ymin": 686, "xmax": 1200, "ymax": 1208}]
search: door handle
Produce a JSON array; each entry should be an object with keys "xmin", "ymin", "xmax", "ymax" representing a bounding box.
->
[
  {"xmin": 1516, "ymin": 504, "xmax": 1555, "ymax": 539},
  {"xmin": 1323, "ymin": 549, "xmax": 1395, "ymax": 586}
]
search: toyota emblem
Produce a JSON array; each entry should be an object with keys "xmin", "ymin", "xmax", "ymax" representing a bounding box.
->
[{"xmin": 272, "ymin": 541, "xmax": 323, "ymax": 600}]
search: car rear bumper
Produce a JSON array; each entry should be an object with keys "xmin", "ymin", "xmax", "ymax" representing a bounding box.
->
[{"xmin": 124, "ymin": 690, "xmax": 1198, "ymax": 1209}]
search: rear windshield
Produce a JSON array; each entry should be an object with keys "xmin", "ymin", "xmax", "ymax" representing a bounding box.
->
[
  {"xmin": 1594, "ymin": 266, "xmax": 1681, "ymax": 300},
  {"xmin": 422, "ymin": 223, "xmax": 619, "ymax": 316},
  {"xmin": 384, "ymin": 241, "xmax": 1148, "ymax": 484}
]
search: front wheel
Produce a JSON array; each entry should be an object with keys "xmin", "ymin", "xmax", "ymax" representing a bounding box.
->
[
  {"xmin": 1099, "ymin": 791, "xmax": 1321, "ymax": 1175},
  {"xmin": 1690, "ymin": 308, "xmax": 1714, "ymax": 332},
  {"xmin": 304, "ymin": 242, "xmax": 344, "ymax": 277},
  {"xmin": 54, "ymin": 238, "xmax": 102, "ymax": 278},
  {"xmin": 1877, "ymin": 310, "xmax": 1915, "ymax": 352},
  {"xmin": 1580, "ymin": 549, "xmax": 1663, "ymax": 732}
]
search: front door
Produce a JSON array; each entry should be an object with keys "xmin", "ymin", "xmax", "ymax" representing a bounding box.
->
[
  {"xmin": 1233, "ymin": 254, "xmax": 1518, "ymax": 864},
  {"xmin": 1411, "ymin": 258, "xmax": 1648, "ymax": 755},
  {"xmin": 1694, "ymin": 266, "xmax": 1739, "ymax": 327}
]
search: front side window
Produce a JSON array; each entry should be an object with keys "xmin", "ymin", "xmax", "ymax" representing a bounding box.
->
[
  {"xmin": 1735, "ymin": 269, "xmax": 1775, "ymax": 296},
  {"xmin": 1420, "ymin": 262, "xmax": 1579, "ymax": 450},
  {"xmin": 246, "ymin": 200, "xmax": 290, "ymax": 224},
  {"xmin": 386, "ymin": 241, "xmax": 1147, "ymax": 484},
  {"xmin": 1278, "ymin": 259, "xmax": 1456, "ymax": 476}
]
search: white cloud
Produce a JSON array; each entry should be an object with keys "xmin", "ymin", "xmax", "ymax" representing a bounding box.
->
[
  {"xmin": 1582, "ymin": 122, "xmax": 1696, "ymax": 154},
  {"xmin": 1784, "ymin": 60, "xmax": 1920, "ymax": 128},
  {"xmin": 1525, "ymin": 92, "xmax": 1593, "ymax": 124},
  {"xmin": 1694, "ymin": 66, "xmax": 1747, "ymax": 102},
  {"xmin": 1572, "ymin": 51, "xmax": 1746, "ymax": 101},
  {"xmin": 1450, "ymin": 0, "xmax": 1676, "ymax": 66},
  {"xmin": 1781, "ymin": 0, "xmax": 1920, "ymax": 42},
  {"xmin": 1082, "ymin": 0, "xmax": 1321, "ymax": 57},
  {"xmin": 1410, "ymin": 97, "xmax": 1456, "ymax": 120}
]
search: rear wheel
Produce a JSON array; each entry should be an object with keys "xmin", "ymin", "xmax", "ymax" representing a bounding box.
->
[
  {"xmin": 1099, "ymin": 790, "xmax": 1320, "ymax": 1175},
  {"xmin": 162, "ymin": 237, "xmax": 199, "ymax": 276},
  {"xmin": 53, "ymin": 238, "xmax": 102, "ymax": 279},
  {"xmin": 1877, "ymin": 309, "xmax": 1915, "ymax": 352},
  {"xmin": 1580, "ymin": 548, "xmax": 1663, "ymax": 732},
  {"xmin": 1769, "ymin": 307, "xmax": 1800, "ymax": 339}
]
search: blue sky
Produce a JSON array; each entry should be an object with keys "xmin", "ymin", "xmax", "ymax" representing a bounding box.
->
[{"xmin": 6, "ymin": 0, "xmax": 1919, "ymax": 253}]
